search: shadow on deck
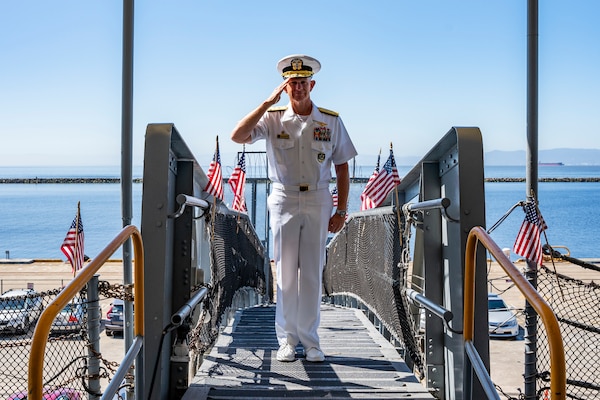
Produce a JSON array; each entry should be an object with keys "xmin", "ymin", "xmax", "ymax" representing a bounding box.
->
[{"xmin": 183, "ymin": 304, "xmax": 434, "ymax": 399}]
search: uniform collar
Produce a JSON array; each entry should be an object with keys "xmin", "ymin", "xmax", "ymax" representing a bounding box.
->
[{"xmin": 281, "ymin": 102, "xmax": 316, "ymax": 124}]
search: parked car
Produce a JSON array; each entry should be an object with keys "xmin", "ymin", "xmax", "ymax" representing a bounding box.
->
[
  {"xmin": 488, "ymin": 293, "xmax": 519, "ymax": 338},
  {"xmin": 50, "ymin": 297, "xmax": 86, "ymax": 334},
  {"xmin": 0, "ymin": 289, "xmax": 44, "ymax": 334},
  {"xmin": 7, "ymin": 387, "xmax": 81, "ymax": 400},
  {"xmin": 105, "ymin": 299, "xmax": 127, "ymax": 336}
]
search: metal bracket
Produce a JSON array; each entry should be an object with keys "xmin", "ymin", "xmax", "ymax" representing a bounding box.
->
[
  {"xmin": 169, "ymin": 194, "xmax": 210, "ymax": 219},
  {"xmin": 402, "ymin": 197, "xmax": 459, "ymax": 224},
  {"xmin": 406, "ymin": 288, "xmax": 462, "ymax": 334}
]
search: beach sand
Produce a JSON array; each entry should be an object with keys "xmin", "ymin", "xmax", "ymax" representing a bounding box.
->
[{"xmin": 0, "ymin": 259, "xmax": 124, "ymax": 293}]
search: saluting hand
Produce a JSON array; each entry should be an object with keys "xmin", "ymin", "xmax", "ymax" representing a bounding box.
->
[
  {"xmin": 231, "ymin": 78, "xmax": 292, "ymax": 144},
  {"xmin": 266, "ymin": 78, "xmax": 291, "ymax": 106}
]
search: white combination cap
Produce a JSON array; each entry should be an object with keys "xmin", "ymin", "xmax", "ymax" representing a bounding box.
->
[{"xmin": 277, "ymin": 54, "xmax": 321, "ymax": 78}]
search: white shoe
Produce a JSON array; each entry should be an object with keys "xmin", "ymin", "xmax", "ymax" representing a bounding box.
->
[
  {"xmin": 305, "ymin": 347, "xmax": 325, "ymax": 362},
  {"xmin": 276, "ymin": 343, "xmax": 296, "ymax": 362}
]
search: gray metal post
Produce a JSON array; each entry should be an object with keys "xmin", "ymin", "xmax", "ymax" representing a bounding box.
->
[
  {"xmin": 421, "ymin": 162, "xmax": 445, "ymax": 398},
  {"xmin": 87, "ymin": 275, "xmax": 101, "ymax": 399},
  {"xmin": 251, "ymin": 180, "xmax": 257, "ymax": 225},
  {"xmin": 120, "ymin": 1, "xmax": 136, "ymax": 399},
  {"xmin": 524, "ymin": 1, "xmax": 539, "ymax": 399}
]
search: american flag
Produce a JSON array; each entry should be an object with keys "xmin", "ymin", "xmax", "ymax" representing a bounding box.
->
[
  {"xmin": 360, "ymin": 153, "xmax": 380, "ymax": 211},
  {"xmin": 61, "ymin": 207, "xmax": 85, "ymax": 274},
  {"xmin": 360, "ymin": 147, "xmax": 401, "ymax": 210},
  {"xmin": 205, "ymin": 136, "xmax": 224, "ymax": 200},
  {"xmin": 331, "ymin": 186, "xmax": 338, "ymax": 208},
  {"xmin": 513, "ymin": 202, "xmax": 548, "ymax": 265},
  {"xmin": 228, "ymin": 149, "xmax": 247, "ymax": 212}
]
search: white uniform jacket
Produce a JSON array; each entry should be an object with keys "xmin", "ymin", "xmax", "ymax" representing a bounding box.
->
[{"xmin": 249, "ymin": 103, "xmax": 357, "ymax": 186}]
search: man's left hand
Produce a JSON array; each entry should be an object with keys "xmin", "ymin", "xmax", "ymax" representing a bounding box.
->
[{"xmin": 328, "ymin": 214, "xmax": 345, "ymax": 233}]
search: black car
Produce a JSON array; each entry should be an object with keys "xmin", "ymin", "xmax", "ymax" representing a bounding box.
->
[{"xmin": 105, "ymin": 299, "xmax": 128, "ymax": 336}]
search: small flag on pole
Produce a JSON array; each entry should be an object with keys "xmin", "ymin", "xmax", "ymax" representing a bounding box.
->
[
  {"xmin": 331, "ymin": 186, "xmax": 339, "ymax": 208},
  {"xmin": 205, "ymin": 136, "xmax": 224, "ymax": 200},
  {"xmin": 513, "ymin": 201, "xmax": 548, "ymax": 266},
  {"xmin": 228, "ymin": 148, "xmax": 247, "ymax": 212},
  {"xmin": 61, "ymin": 203, "xmax": 85, "ymax": 274},
  {"xmin": 360, "ymin": 145, "xmax": 401, "ymax": 210},
  {"xmin": 360, "ymin": 151, "xmax": 380, "ymax": 211}
]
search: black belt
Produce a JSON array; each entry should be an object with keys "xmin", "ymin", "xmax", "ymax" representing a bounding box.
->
[{"xmin": 273, "ymin": 183, "xmax": 329, "ymax": 192}]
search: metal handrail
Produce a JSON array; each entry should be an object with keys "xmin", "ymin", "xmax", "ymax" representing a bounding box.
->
[
  {"xmin": 464, "ymin": 226, "xmax": 566, "ymax": 400},
  {"xmin": 169, "ymin": 193, "xmax": 210, "ymax": 218},
  {"xmin": 28, "ymin": 225, "xmax": 145, "ymax": 399},
  {"xmin": 402, "ymin": 197, "xmax": 459, "ymax": 222},
  {"xmin": 406, "ymin": 288, "xmax": 461, "ymax": 334}
]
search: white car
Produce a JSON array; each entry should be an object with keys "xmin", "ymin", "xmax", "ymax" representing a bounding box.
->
[
  {"xmin": 51, "ymin": 297, "xmax": 86, "ymax": 334},
  {"xmin": 0, "ymin": 289, "xmax": 44, "ymax": 334},
  {"xmin": 488, "ymin": 293, "xmax": 519, "ymax": 338}
]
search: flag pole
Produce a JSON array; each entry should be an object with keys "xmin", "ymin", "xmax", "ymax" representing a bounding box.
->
[
  {"xmin": 210, "ymin": 197, "xmax": 217, "ymax": 242},
  {"xmin": 390, "ymin": 142, "xmax": 404, "ymax": 248},
  {"xmin": 74, "ymin": 201, "xmax": 81, "ymax": 277},
  {"xmin": 235, "ymin": 144, "xmax": 247, "ymax": 234},
  {"xmin": 210, "ymin": 136, "xmax": 219, "ymax": 242},
  {"xmin": 531, "ymin": 191, "xmax": 564, "ymax": 299}
]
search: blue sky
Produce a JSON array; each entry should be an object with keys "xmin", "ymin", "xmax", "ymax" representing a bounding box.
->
[{"xmin": 1, "ymin": 1, "xmax": 598, "ymax": 168}]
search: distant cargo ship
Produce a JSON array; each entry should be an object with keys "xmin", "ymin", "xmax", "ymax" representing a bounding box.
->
[{"xmin": 539, "ymin": 162, "xmax": 564, "ymax": 166}]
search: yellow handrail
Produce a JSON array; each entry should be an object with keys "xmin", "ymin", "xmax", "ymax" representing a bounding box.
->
[
  {"xmin": 28, "ymin": 225, "xmax": 144, "ymax": 399},
  {"xmin": 464, "ymin": 226, "xmax": 565, "ymax": 400}
]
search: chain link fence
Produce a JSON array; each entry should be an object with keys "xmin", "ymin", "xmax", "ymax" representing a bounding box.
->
[
  {"xmin": 536, "ymin": 264, "xmax": 600, "ymax": 399},
  {"xmin": 0, "ymin": 282, "xmax": 129, "ymax": 399}
]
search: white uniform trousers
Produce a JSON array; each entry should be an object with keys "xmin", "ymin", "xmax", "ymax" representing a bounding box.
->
[{"xmin": 268, "ymin": 186, "xmax": 333, "ymax": 349}]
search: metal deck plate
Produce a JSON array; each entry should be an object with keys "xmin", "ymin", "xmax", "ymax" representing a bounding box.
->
[{"xmin": 185, "ymin": 304, "xmax": 434, "ymax": 399}]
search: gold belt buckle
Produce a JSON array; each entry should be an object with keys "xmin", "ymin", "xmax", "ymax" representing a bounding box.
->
[{"xmin": 299, "ymin": 185, "xmax": 309, "ymax": 191}]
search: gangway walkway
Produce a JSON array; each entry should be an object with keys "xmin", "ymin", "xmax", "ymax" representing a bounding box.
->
[{"xmin": 183, "ymin": 304, "xmax": 434, "ymax": 399}]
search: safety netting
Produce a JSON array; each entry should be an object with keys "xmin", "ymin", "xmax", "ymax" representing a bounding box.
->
[
  {"xmin": 535, "ymin": 264, "xmax": 600, "ymax": 399},
  {"xmin": 189, "ymin": 210, "xmax": 268, "ymax": 355},
  {"xmin": 323, "ymin": 207, "xmax": 424, "ymax": 376}
]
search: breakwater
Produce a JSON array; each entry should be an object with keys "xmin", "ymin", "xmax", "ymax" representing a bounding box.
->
[
  {"xmin": 0, "ymin": 178, "xmax": 144, "ymax": 184},
  {"xmin": 0, "ymin": 177, "xmax": 599, "ymax": 184},
  {"xmin": 484, "ymin": 177, "xmax": 600, "ymax": 182}
]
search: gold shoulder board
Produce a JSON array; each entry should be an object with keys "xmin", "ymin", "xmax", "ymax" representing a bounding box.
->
[
  {"xmin": 318, "ymin": 107, "xmax": 339, "ymax": 117},
  {"xmin": 268, "ymin": 106, "xmax": 288, "ymax": 112}
]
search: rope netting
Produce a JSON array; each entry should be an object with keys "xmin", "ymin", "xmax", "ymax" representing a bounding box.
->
[
  {"xmin": 188, "ymin": 210, "xmax": 267, "ymax": 354},
  {"xmin": 535, "ymin": 264, "xmax": 600, "ymax": 399},
  {"xmin": 323, "ymin": 207, "xmax": 424, "ymax": 376}
]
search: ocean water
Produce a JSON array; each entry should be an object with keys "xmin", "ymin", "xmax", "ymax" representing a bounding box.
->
[{"xmin": 0, "ymin": 166, "xmax": 599, "ymax": 260}]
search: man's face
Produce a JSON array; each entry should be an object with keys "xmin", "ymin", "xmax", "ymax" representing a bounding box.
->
[{"xmin": 284, "ymin": 77, "xmax": 315, "ymax": 102}]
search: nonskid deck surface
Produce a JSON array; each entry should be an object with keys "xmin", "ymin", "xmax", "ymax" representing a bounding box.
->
[{"xmin": 184, "ymin": 304, "xmax": 434, "ymax": 399}]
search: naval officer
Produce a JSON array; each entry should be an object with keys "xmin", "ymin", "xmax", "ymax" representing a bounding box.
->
[{"xmin": 231, "ymin": 54, "xmax": 357, "ymax": 362}]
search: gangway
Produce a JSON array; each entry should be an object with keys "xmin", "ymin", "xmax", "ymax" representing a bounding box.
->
[{"xmin": 23, "ymin": 123, "xmax": 568, "ymax": 400}]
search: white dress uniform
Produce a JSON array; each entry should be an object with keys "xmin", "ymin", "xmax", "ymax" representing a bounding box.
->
[{"xmin": 249, "ymin": 102, "xmax": 357, "ymax": 350}]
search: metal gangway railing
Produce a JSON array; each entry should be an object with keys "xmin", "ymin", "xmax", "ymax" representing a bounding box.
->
[
  {"xmin": 28, "ymin": 225, "xmax": 145, "ymax": 400},
  {"xmin": 463, "ymin": 226, "xmax": 566, "ymax": 400}
]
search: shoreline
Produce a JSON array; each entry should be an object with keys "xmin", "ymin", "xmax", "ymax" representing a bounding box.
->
[
  {"xmin": 0, "ymin": 178, "xmax": 143, "ymax": 184},
  {"xmin": 1, "ymin": 177, "xmax": 600, "ymax": 184}
]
